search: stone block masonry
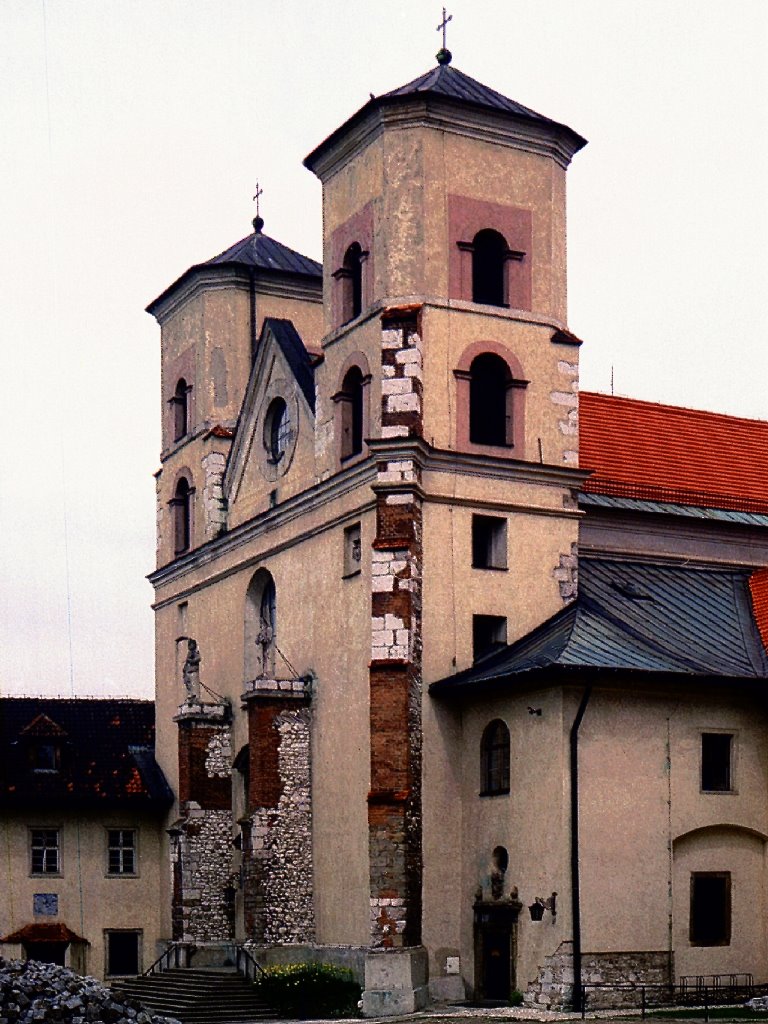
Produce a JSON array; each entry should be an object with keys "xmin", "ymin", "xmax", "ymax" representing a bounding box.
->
[{"xmin": 202, "ymin": 451, "xmax": 228, "ymax": 541}]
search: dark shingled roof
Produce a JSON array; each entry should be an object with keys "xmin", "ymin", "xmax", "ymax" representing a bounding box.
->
[
  {"xmin": 305, "ymin": 62, "xmax": 586, "ymax": 170},
  {"xmin": 0, "ymin": 699, "xmax": 172, "ymax": 810},
  {"xmin": 430, "ymin": 559, "xmax": 768, "ymax": 697},
  {"xmin": 260, "ymin": 318, "xmax": 316, "ymax": 412},
  {"xmin": 205, "ymin": 229, "xmax": 322, "ymax": 279}
]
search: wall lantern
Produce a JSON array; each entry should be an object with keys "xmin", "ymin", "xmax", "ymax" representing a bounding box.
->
[{"xmin": 528, "ymin": 892, "xmax": 557, "ymax": 921}]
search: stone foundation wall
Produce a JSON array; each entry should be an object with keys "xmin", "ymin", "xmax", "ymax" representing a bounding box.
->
[
  {"xmin": 176, "ymin": 807, "xmax": 234, "ymax": 942},
  {"xmin": 525, "ymin": 942, "xmax": 672, "ymax": 1010}
]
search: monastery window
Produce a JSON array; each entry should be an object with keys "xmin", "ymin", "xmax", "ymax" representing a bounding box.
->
[
  {"xmin": 171, "ymin": 378, "xmax": 190, "ymax": 442},
  {"xmin": 105, "ymin": 930, "xmax": 141, "ymax": 977},
  {"xmin": 480, "ymin": 720, "xmax": 510, "ymax": 796},
  {"xmin": 473, "ymin": 614, "xmax": 507, "ymax": 663},
  {"xmin": 339, "ymin": 367, "xmax": 364, "ymax": 460},
  {"xmin": 472, "ymin": 515, "xmax": 507, "ymax": 570},
  {"xmin": 30, "ymin": 828, "xmax": 60, "ymax": 875},
  {"xmin": 701, "ymin": 733, "xmax": 734, "ymax": 792},
  {"xmin": 171, "ymin": 476, "xmax": 193, "ymax": 555},
  {"xmin": 107, "ymin": 829, "xmax": 137, "ymax": 876},
  {"xmin": 264, "ymin": 397, "xmax": 291, "ymax": 465},
  {"xmin": 469, "ymin": 353, "xmax": 513, "ymax": 447},
  {"xmin": 244, "ymin": 569, "xmax": 277, "ymax": 680},
  {"xmin": 472, "ymin": 229, "xmax": 508, "ymax": 307},
  {"xmin": 343, "ymin": 522, "xmax": 362, "ymax": 578},
  {"xmin": 690, "ymin": 872, "xmax": 731, "ymax": 946},
  {"xmin": 334, "ymin": 242, "xmax": 364, "ymax": 325}
]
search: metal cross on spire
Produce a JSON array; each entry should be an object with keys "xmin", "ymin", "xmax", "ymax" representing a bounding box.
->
[
  {"xmin": 436, "ymin": 7, "xmax": 453, "ymax": 65},
  {"xmin": 252, "ymin": 181, "xmax": 264, "ymax": 233}
]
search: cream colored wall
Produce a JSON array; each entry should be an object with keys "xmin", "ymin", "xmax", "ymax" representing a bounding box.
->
[
  {"xmin": 255, "ymin": 293, "xmax": 323, "ymax": 353},
  {"xmin": 578, "ymin": 685, "xmax": 768, "ymax": 981},
  {"xmin": 0, "ymin": 812, "xmax": 165, "ymax": 980},
  {"xmin": 153, "ymin": 486, "xmax": 378, "ymax": 946}
]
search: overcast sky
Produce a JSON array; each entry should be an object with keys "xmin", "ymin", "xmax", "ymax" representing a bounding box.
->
[{"xmin": 1, "ymin": 1, "xmax": 766, "ymax": 699}]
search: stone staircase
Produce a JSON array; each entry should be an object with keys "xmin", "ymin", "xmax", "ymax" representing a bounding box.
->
[{"xmin": 113, "ymin": 967, "xmax": 274, "ymax": 1024}]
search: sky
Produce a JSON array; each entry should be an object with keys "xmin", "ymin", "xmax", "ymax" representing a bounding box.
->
[{"xmin": 1, "ymin": 1, "xmax": 766, "ymax": 699}]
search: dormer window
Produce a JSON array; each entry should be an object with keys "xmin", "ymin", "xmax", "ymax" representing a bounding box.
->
[
  {"xmin": 171, "ymin": 378, "xmax": 191, "ymax": 441},
  {"xmin": 31, "ymin": 743, "xmax": 60, "ymax": 772}
]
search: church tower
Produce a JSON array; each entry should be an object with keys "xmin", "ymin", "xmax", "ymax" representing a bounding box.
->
[{"xmin": 304, "ymin": 49, "xmax": 586, "ymax": 1010}]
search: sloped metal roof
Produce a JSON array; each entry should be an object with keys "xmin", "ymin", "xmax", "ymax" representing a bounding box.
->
[
  {"xmin": 261, "ymin": 317, "xmax": 315, "ymax": 412},
  {"xmin": 579, "ymin": 491, "xmax": 768, "ymax": 527},
  {"xmin": 430, "ymin": 559, "xmax": 768, "ymax": 697},
  {"xmin": 206, "ymin": 228, "xmax": 322, "ymax": 278}
]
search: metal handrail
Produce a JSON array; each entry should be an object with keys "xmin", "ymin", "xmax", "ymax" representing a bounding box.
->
[
  {"xmin": 235, "ymin": 944, "xmax": 265, "ymax": 982},
  {"xmin": 579, "ymin": 978, "xmax": 758, "ymax": 1021},
  {"xmin": 142, "ymin": 941, "xmax": 192, "ymax": 976}
]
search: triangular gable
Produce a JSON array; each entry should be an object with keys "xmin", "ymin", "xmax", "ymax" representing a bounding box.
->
[
  {"xmin": 224, "ymin": 317, "xmax": 316, "ymax": 508},
  {"xmin": 19, "ymin": 713, "xmax": 68, "ymax": 738}
]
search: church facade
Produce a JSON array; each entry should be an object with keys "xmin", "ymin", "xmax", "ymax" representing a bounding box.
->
[{"xmin": 146, "ymin": 53, "xmax": 768, "ymax": 1011}]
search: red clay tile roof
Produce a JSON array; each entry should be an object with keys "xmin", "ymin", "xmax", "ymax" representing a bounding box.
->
[
  {"xmin": 1, "ymin": 923, "xmax": 87, "ymax": 944},
  {"xmin": 750, "ymin": 569, "xmax": 768, "ymax": 653},
  {"xmin": 19, "ymin": 713, "xmax": 68, "ymax": 737},
  {"xmin": 580, "ymin": 392, "xmax": 768, "ymax": 512}
]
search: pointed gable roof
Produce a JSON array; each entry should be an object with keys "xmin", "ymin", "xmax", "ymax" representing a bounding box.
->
[{"xmin": 19, "ymin": 712, "xmax": 68, "ymax": 738}]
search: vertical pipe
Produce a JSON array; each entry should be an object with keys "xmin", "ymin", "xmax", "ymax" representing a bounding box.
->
[{"xmin": 570, "ymin": 684, "xmax": 592, "ymax": 1013}]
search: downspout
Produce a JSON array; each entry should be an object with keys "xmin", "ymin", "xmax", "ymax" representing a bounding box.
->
[{"xmin": 570, "ymin": 684, "xmax": 592, "ymax": 1012}]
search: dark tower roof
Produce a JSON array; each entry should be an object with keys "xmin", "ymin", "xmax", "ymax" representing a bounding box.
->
[
  {"xmin": 146, "ymin": 224, "xmax": 321, "ymax": 317},
  {"xmin": 305, "ymin": 61, "xmax": 586, "ymax": 173}
]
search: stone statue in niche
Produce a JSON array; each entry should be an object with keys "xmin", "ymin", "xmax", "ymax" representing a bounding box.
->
[
  {"xmin": 182, "ymin": 638, "xmax": 201, "ymax": 700},
  {"xmin": 255, "ymin": 623, "xmax": 273, "ymax": 678}
]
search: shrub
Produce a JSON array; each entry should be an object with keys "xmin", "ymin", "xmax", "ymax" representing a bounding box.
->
[
  {"xmin": 509, "ymin": 990, "xmax": 524, "ymax": 1006},
  {"xmin": 254, "ymin": 962, "xmax": 361, "ymax": 1019}
]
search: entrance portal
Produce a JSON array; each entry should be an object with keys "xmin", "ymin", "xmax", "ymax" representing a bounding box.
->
[
  {"xmin": 24, "ymin": 941, "xmax": 67, "ymax": 966},
  {"xmin": 474, "ymin": 899, "xmax": 521, "ymax": 1001}
]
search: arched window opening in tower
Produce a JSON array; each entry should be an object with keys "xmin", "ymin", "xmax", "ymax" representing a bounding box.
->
[
  {"xmin": 480, "ymin": 719, "xmax": 510, "ymax": 796},
  {"xmin": 342, "ymin": 242, "xmax": 363, "ymax": 323},
  {"xmin": 472, "ymin": 229, "xmax": 507, "ymax": 307},
  {"xmin": 172, "ymin": 477, "xmax": 192, "ymax": 555},
  {"xmin": 469, "ymin": 353, "xmax": 513, "ymax": 446},
  {"xmin": 340, "ymin": 366, "xmax": 364, "ymax": 460},
  {"xmin": 172, "ymin": 378, "xmax": 190, "ymax": 442},
  {"xmin": 264, "ymin": 397, "xmax": 291, "ymax": 464}
]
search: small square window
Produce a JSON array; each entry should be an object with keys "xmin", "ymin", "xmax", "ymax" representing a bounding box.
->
[
  {"xmin": 473, "ymin": 615, "xmax": 507, "ymax": 663},
  {"xmin": 30, "ymin": 829, "xmax": 60, "ymax": 875},
  {"xmin": 690, "ymin": 872, "xmax": 731, "ymax": 946},
  {"xmin": 107, "ymin": 829, "xmax": 137, "ymax": 875},
  {"xmin": 472, "ymin": 515, "xmax": 507, "ymax": 569},
  {"xmin": 31, "ymin": 743, "xmax": 60, "ymax": 772},
  {"xmin": 343, "ymin": 523, "xmax": 362, "ymax": 578},
  {"xmin": 701, "ymin": 733, "xmax": 733, "ymax": 792}
]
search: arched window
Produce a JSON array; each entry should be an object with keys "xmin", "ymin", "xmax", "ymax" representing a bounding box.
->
[
  {"xmin": 472, "ymin": 229, "xmax": 507, "ymax": 307},
  {"xmin": 340, "ymin": 366, "xmax": 364, "ymax": 460},
  {"xmin": 171, "ymin": 378, "xmax": 190, "ymax": 441},
  {"xmin": 480, "ymin": 719, "xmax": 510, "ymax": 796},
  {"xmin": 244, "ymin": 569, "xmax": 277, "ymax": 680},
  {"xmin": 342, "ymin": 242, "xmax": 363, "ymax": 323},
  {"xmin": 469, "ymin": 353, "xmax": 512, "ymax": 446},
  {"xmin": 264, "ymin": 397, "xmax": 291, "ymax": 464},
  {"xmin": 171, "ymin": 477, "xmax": 192, "ymax": 555}
]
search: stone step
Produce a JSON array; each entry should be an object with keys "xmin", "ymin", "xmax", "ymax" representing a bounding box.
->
[{"xmin": 112, "ymin": 968, "xmax": 273, "ymax": 1024}]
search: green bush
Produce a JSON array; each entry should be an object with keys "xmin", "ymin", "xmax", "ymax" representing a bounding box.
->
[
  {"xmin": 509, "ymin": 990, "xmax": 524, "ymax": 1007},
  {"xmin": 254, "ymin": 962, "xmax": 362, "ymax": 1019}
]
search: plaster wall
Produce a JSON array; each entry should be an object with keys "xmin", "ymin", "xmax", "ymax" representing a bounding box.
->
[{"xmin": 0, "ymin": 812, "xmax": 165, "ymax": 980}]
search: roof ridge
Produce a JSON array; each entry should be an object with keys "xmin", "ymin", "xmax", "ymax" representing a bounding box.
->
[{"xmin": 581, "ymin": 390, "xmax": 768, "ymax": 428}]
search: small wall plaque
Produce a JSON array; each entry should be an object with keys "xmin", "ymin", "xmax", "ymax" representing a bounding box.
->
[{"xmin": 33, "ymin": 893, "xmax": 58, "ymax": 916}]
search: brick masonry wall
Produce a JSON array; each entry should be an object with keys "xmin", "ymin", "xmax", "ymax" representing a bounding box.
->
[
  {"xmin": 244, "ymin": 684, "xmax": 314, "ymax": 945},
  {"xmin": 368, "ymin": 308, "xmax": 424, "ymax": 949}
]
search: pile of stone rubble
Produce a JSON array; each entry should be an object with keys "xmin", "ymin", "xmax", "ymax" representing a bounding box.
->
[{"xmin": 0, "ymin": 958, "xmax": 180, "ymax": 1024}]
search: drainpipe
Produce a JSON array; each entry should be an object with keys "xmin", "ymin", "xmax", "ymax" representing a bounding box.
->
[{"xmin": 570, "ymin": 684, "xmax": 592, "ymax": 1013}]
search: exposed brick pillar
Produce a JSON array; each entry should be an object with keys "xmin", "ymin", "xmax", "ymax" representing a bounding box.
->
[
  {"xmin": 242, "ymin": 678, "xmax": 314, "ymax": 945},
  {"xmin": 173, "ymin": 699, "xmax": 234, "ymax": 942},
  {"xmin": 368, "ymin": 307, "xmax": 424, "ymax": 949}
]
